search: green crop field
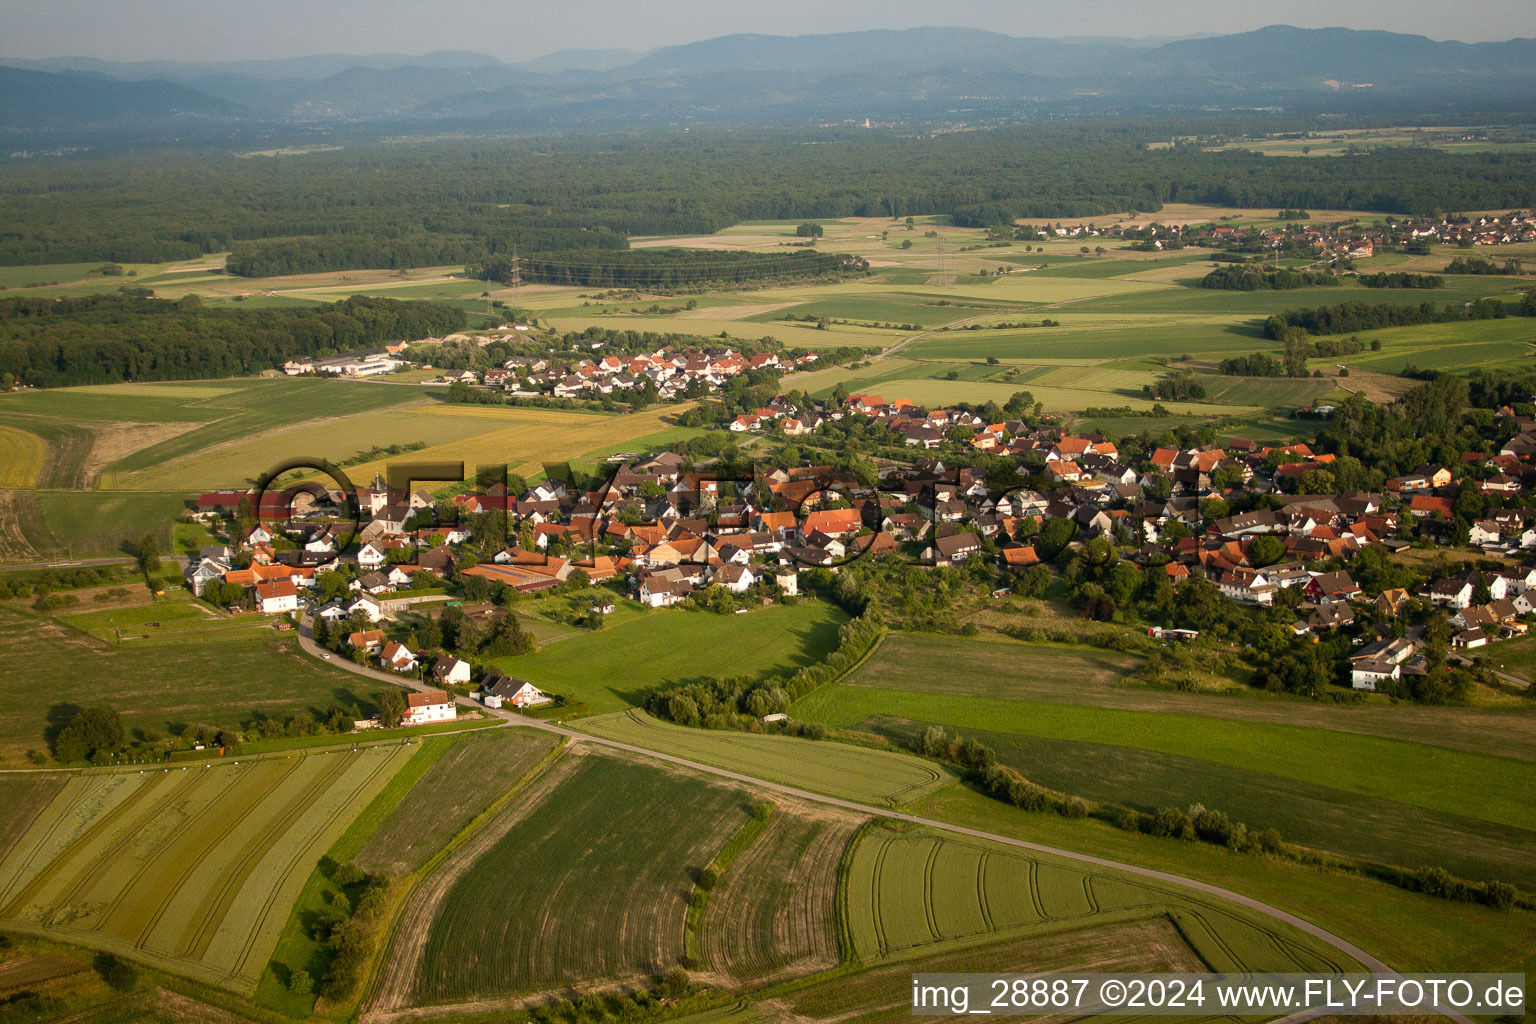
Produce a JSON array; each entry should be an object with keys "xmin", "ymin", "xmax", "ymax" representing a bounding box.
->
[
  {"xmin": 0, "ymin": 744, "xmax": 413, "ymax": 992},
  {"xmin": 799, "ymin": 683, "xmax": 1535, "ymax": 830},
  {"xmin": 878, "ymin": 722, "xmax": 1535, "ymax": 889},
  {"xmin": 412, "ymin": 752, "xmax": 746, "ymax": 1002},
  {"xmin": 844, "ymin": 824, "xmax": 1351, "ymax": 972},
  {"xmin": 575, "ymin": 710, "xmax": 958, "ymax": 806},
  {"xmin": 492, "ymin": 601, "xmax": 847, "ymax": 714},
  {"xmin": 822, "ymin": 632, "xmax": 1536, "ymax": 760},
  {"xmin": 355, "ymin": 727, "xmax": 561, "ymax": 875},
  {"xmin": 747, "ymin": 295, "xmax": 1002, "ymax": 328},
  {"xmin": 0, "ymin": 604, "xmax": 379, "ymax": 764},
  {"xmin": 696, "ymin": 806, "xmax": 861, "ymax": 984}
]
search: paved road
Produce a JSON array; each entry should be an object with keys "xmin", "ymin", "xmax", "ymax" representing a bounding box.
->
[
  {"xmin": 295, "ymin": 617, "xmax": 1466, "ymax": 1015},
  {"xmin": 0, "ymin": 555, "xmax": 189, "ymax": 573},
  {"xmin": 1492, "ymin": 669, "xmax": 1532, "ymax": 690}
]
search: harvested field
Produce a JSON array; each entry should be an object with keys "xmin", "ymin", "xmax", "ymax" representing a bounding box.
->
[
  {"xmin": 355, "ymin": 727, "xmax": 561, "ymax": 875},
  {"xmin": 0, "ymin": 490, "xmax": 44, "ymax": 561},
  {"xmin": 697, "ymin": 803, "xmax": 863, "ymax": 985},
  {"xmin": 79, "ymin": 420, "xmax": 202, "ymax": 486},
  {"xmin": 410, "ymin": 752, "xmax": 746, "ymax": 1003},
  {"xmin": 0, "ymin": 952, "xmax": 89, "ymax": 995},
  {"xmin": 0, "ymin": 775, "xmax": 69, "ymax": 866},
  {"xmin": 0, "ymin": 745, "xmax": 414, "ymax": 993}
]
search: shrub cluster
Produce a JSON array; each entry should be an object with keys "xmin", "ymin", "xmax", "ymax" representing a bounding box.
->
[
  {"xmin": 1405, "ymin": 866, "xmax": 1520, "ymax": 910},
  {"xmin": 314, "ymin": 864, "xmax": 396, "ymax": 1001},
  {"xmin": 645, "ymin": 614, "xmax": 884, "ymax": 730}
]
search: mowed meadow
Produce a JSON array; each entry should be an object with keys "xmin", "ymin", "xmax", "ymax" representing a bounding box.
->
[{"xmin": 0, "ymin": 744, "xmax": 414, "ymax": 991}]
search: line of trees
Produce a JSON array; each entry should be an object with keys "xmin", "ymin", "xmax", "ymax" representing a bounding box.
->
[
  {"xmin": 1199, "ymin": 265, "xmax": 1340, "ymax": 290},
  {"xmin": 0, "ymin": 293, "xmax": 466, "ymax": 387},
  {"xmin": 1444, "ymin": 257, "xmax": 1525, "ymax": 276},
  {"xmin": 1263, "ymin": 297, "xmax": 1509, "ymax": 338},
  {"xmin": 1358, "ymin": 271, "xmax": 1444, "ymax": 289},
  {"xmin": 226, "ymin": 225, "xmax": 629, "ymax": 278},
  {"xmin": 493, "ymin": 248, "xmax": 867, "ymax": 290}
]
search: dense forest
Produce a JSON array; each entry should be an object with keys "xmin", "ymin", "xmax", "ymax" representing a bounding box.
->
[
  {"xmin": 3, "ymin": 126, "xmax": 1536, "ymax": 268},
  {"xmin": 226, "ymin": 225, "xmax": 628, "ymax": 277},
  {"xmin": 1264, "ymin": 297, "xmax": 1511, "ymax": 337},
  {"xmin": 0, "ymin": 294, "xmax": 465, "ymax": 387},
  {"xmin": 498, "ymin": 249, "xmax": 868, "ymax": 289},
  {"xmin": 1199, "ymin": 265, "xmax": 1340, "ymax": 290}
]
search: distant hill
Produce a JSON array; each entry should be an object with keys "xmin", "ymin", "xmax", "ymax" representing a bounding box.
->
[
  {"xmin": 625, "ymin": 27, "xmax": 1136, "ymax": 78},
  {"xmin": 3, "ymin": 25, "xmax": 1535, "ymax": 139},
  {"xmin": 513, "ymin": 48, "xmax": 643, "ymax": 73},
  {"xmin": 0, "ymin": 66, "xmax": 242, "ymax": 129},
  {"xmin": 0, "ymin": 50, "xmax": 503, "ymax": 81}
]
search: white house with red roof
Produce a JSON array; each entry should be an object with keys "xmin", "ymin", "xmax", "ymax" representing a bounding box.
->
[
  {"xmin": 254, "ymin": 579, "xmax": 299, "ymax": 614},
  {"xmin": 403, "ymin": 689, "xmax": 457, "ymax": 726}
]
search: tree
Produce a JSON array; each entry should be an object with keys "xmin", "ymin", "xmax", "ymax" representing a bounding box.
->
[
  {"xmin": 1035, "ymin": 518, "xmax": 1077, "ymax": 560},
  {"xmin": 795, "ymin": 222, "xmax": 824, "ymax": 238},
  {"xmin": 1281, "ymin": 327, "xmax": 1310, "ymax": 378},
  {"xmin": 484, "ymin": 611, "xmax": 538, "ymax": 657},
  {"xmin": 135, "ymin": 533, "xmax": 161, "ymax": 575},
  {"xmin": 92, "ymin": 952, "xmax": 137, "ymax": 992},
  {"xmin": 54, "ymin": 706, "xmax": 125, "ymax": 762},
  {"xmin": 377, "ymin": 690, "xmax": 406, "ymax": 728},
  {"xmin": 1248, "ymin": 535, "xmax": 1286, "ymax": 568},
  {"xmin": 290, "ymin": 968, "xmax": 313, "ymax": 995}
]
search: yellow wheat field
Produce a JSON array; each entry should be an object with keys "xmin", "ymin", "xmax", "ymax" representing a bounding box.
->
[{"xmin": 0, "ymin": 426, "xmax": 47, "ymax": 489}]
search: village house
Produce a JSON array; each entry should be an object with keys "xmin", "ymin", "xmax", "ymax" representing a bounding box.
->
[
  {"xmin": 430, "ymin": 654, "xmax": 473, "ymax": 687},
  {"xmin": 254, "ymin": 579, "xmax": 299, "ymax": 614},
  {"xmin": 481, "ymin": 673, "xmax": 552, "ymax": 709},
  {"xmin": 379, "ymin": 640, "xmax": 418, "ymax": 673},
  {"xmin": 403, "ymin": 689, "xmax": 457, "ymax": 725}
]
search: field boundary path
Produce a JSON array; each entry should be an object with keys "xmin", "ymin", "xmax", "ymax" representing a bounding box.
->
[{"xmin": 287, "ymin": 620, "xmax": 1468, "ymax": 1024}]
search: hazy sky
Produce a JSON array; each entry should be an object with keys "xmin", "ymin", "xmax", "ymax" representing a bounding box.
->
[{"xmin": 4, "ymin": 0, "xmax": 1534, "ymax": 62}]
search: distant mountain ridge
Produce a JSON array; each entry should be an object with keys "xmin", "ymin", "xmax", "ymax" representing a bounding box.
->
[{"xmin": 3, "ymin": 25, "xmax": 1534, "ymax": 138}]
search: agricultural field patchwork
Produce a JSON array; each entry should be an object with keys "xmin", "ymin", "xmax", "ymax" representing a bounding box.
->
[
  {"xmin": 0, "ymin": 744, "xmax": 414, "ymax": 992},
  {"xmin": 406, "ymin": 752, "xmax": 747, "ymax": 1004}
]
